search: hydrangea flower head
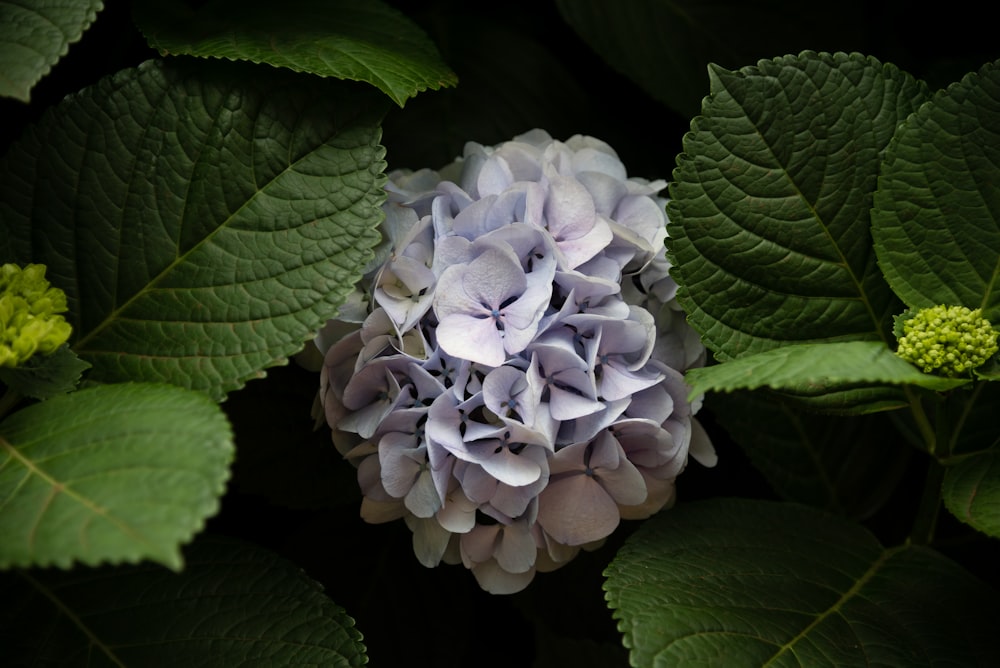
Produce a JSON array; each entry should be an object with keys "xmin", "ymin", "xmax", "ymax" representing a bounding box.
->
[
  {"xmin": 316, "ymin": 130, "xmax": 714, "ymax": 594},
  {"xmin": 0, "ymin": 263, "xmax": 72, "ymax": 368},
  {"xmin": 896, "ymin": 304, "xmax": 998, "ymax": 377}
]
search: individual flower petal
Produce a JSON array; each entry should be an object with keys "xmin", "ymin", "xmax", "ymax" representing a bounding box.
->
[
  {"xmin": 360, "ymin": 496, "xmax": 408, "ymax": 524},
  {"xmin": 470, "ymin": 558, "xmax": 536, "ymax": 595},
  {"xmin": 405, "ymin": 467, "xmax": 444, "ymax": 518},
  {"xmin": 689, "ymin": 417, "xmax": 718, "ymax": 468},
  {"xmin": 586, "ymin": 431, "xmax": 648, "ymax": 507},
  {"xmin": 532, "ymin": 524, "xmax": 581, "ymax": 573},
  {"xmin": 542, "ymin": 168, "xmax": 613, "ymax": 270},
  {"xmin": 526, "ymin": 339, "xmax": 603, "ymax": 421},
  {"xmin": 537, "ymin": 473, "xmax": 620, "ymax": 546},
  {"xmin": 339, "ymin": 357, "xmax": 409, "ymax": 438},
  {"xmin": 460, "ymin": 517, "xmax": 537, "ymax": 574},
  {"xmin": 405, "ymin": 514, "xmax": 453, "ymax": 568},
  {"xmin": 437, "ymin": 485, "xmax": 478, "ymax": 533},
  {"xmin": 481, "ymin": 365, "xmax": 555, "ymax": 441},
  {"xmin": 618, "ymin": 474, "xmax": 676, "ymax": 521},
  {"xmin": 374, "ymin": 254, "xmax": 436, "ymax": 334}
]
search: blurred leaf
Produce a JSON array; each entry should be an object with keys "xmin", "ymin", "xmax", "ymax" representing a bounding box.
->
[
  {"xmin": 0, "ymin": 383, "xmax": 233, "ymax": 570},
  {"xmin": 941, "ymin": 382, "xmax": 1000, "ymax": 457},
  {"xmin": 556, "ymin": 0, "xmax": 866, "ymax": 118},
  {"xmin": 604, "ymin": 498, "xmax": 1000, "ymax": 667},
  {"xmin": 0, "ymin": 535, "xmax": 366, "ymax": 666},
  {"xmin": 0, "ymin": 0, "xmax": 104, "ymax": 102},
  {"xmin": 943, "ymin": 451, "xmax": 1000, "ymax": 538},
  {"xmin": 710, "ymin": 391, "xmax": 910, "ymax": 518},
  {"xmin": 873, "ymin": 59, "xmax": 1000, "ymax": 323},
  {"xmin": 0, "ymin": 59, "xmax": 388, "ymax": 401},
  {"xmin": 769, "ymin": 384, "xmax": 911, "ymax": 416},
  {"xmin": 668, "ymin": 52, "xmax": 928, "ymax": 361},
  {"xmin": 0, "ymin": 344, "xmax": 90, "ymax": 399},
  {"xmin": 134, "ymin": 0, "xmax": 456, "ymax": 107},
  {"xmin": 686, "ymin": 341, "xmax": 969, "ymax": 399}
]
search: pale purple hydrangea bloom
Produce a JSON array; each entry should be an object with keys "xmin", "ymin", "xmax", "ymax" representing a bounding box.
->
[{"xmin": 316, "ymin": 129, "xmax": 715, "ymax": 594}]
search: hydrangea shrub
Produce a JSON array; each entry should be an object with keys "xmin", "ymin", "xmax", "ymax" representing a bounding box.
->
[{"xmin": 316, "ymin": 130, "xmax": 714, "ymax": 593}]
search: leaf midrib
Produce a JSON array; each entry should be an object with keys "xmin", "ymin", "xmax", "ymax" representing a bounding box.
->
[
  {"xmin": 716, "ymin": 64, "xmax": 892, "ymax": 346},
  {"xmin": 18, "ymin": 570, "xmax": 127, "ymax": 667},
  {"xmin": 70, "ymin": 115, "xmax": 346, "ymax": 354},
  {"xmin": 762, "ymin": 544, "xmax": 902, "ymax": 666},
  {"xmin": 0, "ymin": 436, "xmax": 159, "ymax": 558}
]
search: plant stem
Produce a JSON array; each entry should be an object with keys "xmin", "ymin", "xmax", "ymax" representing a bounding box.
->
[
  {"xmin": 909, "ymin": 458, "xmax": 944, "ymax": 545},
  {"xmin": 903, "ymin": 387, "xmax": 936, "ymax": 454}
]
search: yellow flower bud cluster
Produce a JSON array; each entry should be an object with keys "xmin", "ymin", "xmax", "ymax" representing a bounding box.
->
[
  {"xmin": 896, "ymin": 304, "xmax": 998, "ymax": 377},
  {"xmin": 0, "ymin": 263, "xmax": 72, "ymax": 368}
]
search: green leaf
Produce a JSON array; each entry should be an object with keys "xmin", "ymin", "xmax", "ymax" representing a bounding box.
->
[
  {"xmin": 0, "ymin": 382, "xmax": 233, "ymax": 570},
  {"xmin": 0, "ymin": 0, "xmax": 104, "ymax": 102},
  {"xmin": 686, "ymin": 341, "xmax": 969, "ymax": 399},
  {"xmin": 0, "ymin": 344, "xmax": 90, "ymax": 399},
  {"xmin": 604, "ymin": 498, "xmax": 1000, "ymax": 667},
  {"xmin": 0, "ymin": 59, "xmax": 388, "ymax": 401},
  {"xmin": 943, "ymin": 451, "xmax": 1000, "ymax": 538},
  {"xmin": 873, "ymin": 59, "xmax": 1000, "ymax": 323},
  {"xmin": 134, "ymin": 0, "xmax": 457, "ymax": 107},
  {"xmin": 555, "ymin": 1, "xmax": 866, "ymax": 119},
  {"xmin": 709, "ymin": 391, "xmax": 910, "ymax": 518},
  {"xmin": 667, "ymin": 52, "xmax": 929, "ymax": 361},
  {"xmin": 0, "ymin": 535, "xmax": 366, "ymax": 666}
]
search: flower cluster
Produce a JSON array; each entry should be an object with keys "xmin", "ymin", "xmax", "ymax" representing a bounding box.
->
[
  {"xmin": 0, "ymin": 263, "xmax": 72, "ymax": 368},
  {"xmin": 316, "ymin": 130, "xmax": 714, "ymax": 593},
  {"xmin": 896, "ymin": 304, "xmax": 998, "ymax": 377}
]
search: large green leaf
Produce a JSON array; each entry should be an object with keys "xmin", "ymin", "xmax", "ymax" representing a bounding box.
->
[
  {"xmin": 709, "ymin": 391, "xmax": 910, "ymax": 518},
  {"xmin": 134, "ymin": 0, "xmax": 457, "ymax": 107},
  {"xmin": 555, "ymin": 0, "xmax": 865, "ymax": 119},
  {"xmin": 668, "ymin": 52, "xmax": 929, "ymax": 361},
  {"xmin": 0, "ymin": 0, "xmax": 103, "ymax": 102},
  {"xmin": 943, "ymin": 451, "xmax": 1000, "ymax": 539},
  {"xmin": 0, "ymin": 535, "xmax": 366, "ymax": 666},
  {"xmin": 604, "ymin": 498, "xmax": 1000, "ymax": 667},
  {"xmin": 685, "ymin": 341, "xmax": 969, "ymax": 399},
  {"xmin": 0, "ymin": 383, "xmax": 233, "ymax": 570},
  {"xmin": 0, "ymin": 58, "xmax": 387, "ymax": 401},
  {"xmin": 873, "ymin": 59, "xmax": 1000, "ymax": 323}
]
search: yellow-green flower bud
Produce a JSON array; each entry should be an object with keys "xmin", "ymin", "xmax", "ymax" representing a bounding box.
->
[
  {"xmin": 0, "ymin": 263, "xmax": 72, "ymax": 368},
  {"xmin": 895, "ymin": 304, "xmax": 998, "ymax": 377}
]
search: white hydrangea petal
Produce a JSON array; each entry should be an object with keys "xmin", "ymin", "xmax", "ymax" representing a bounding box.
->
[
  {"xmin": 471, "ymin": 559, "xmax": 536, "ymax": 595},
  {"xmin": 437, "ymin": 487, "xmax": 477, "ymax": 533},
  {"xmin": 435, "ymin": 313, "xmax": 507, "ymax": 367},
  {"xmin": 405, "ymin": 515, "xmax": 452, "ymax": 567},
  {"xmin": 405, "ymin": 468, "xmax": 444, "ymax": 518},
  {"xmin": 494, "ymin": 522, "xmax": 537, "ymax": 574},
  {"xmin": 689, "ymin": 417, "xmax": 718, "ymax": 468}
]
